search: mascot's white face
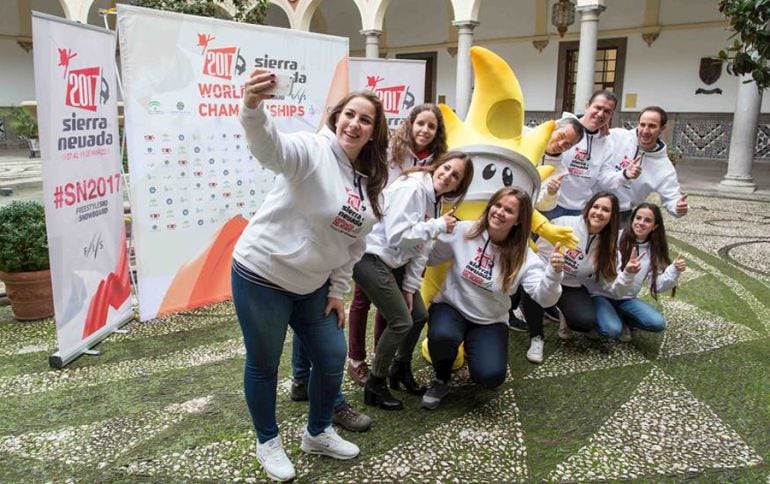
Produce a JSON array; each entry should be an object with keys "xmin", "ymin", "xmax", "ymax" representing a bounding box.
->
[{"xmin": 457, "ymin": 144, "xmax": 541, "ymax": 204}]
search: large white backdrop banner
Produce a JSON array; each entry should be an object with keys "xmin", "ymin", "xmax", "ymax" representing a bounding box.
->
[
  {"xmin": 32, "ymin": 12, "xmax": 133, "ymax": 367},
  {"xmin": 349, "ymin": 57, "xmax": 425, "ymax": 129},
  {"xmin": 118, "ymin": 5, "xmax": 349, "ymax": 321}
]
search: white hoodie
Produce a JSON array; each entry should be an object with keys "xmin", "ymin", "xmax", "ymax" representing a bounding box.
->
[
  {"xmin": 586, "ymin": 236, "xmax": 681, "ymax": 299},
  {"xmin": 234, "ymin": 103, "xmax": 377, "ymax": 299},
  {"xmin": 536, "ymin": 215, "xmax": 634, "ymax": 296},
  {"xmin": 386, "ymin": 149, "xmax": 434, "ymax": 186},
  {"xmin": 606, "ymin": 128, "xmax": 683, "ymax": 216},
  {"xmin": 556, "ymin": 129, "xmax": 624, "ymax": 210},
  {"xmin": 429, "ymin": 221, "xmax": 563, "ymax": 325},
  {"xmin": 365, "ymin": 171, "xmax": 447, "ymax": 293}
]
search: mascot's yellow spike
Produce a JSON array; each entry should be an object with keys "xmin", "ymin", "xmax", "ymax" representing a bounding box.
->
[
  {"xmin": 465, "ymin": 46, "xmax": 524, "ymax": 142},
  {"xmin": 420, "ymin": 46, "xmax": 579, "ymax": 370},
  {"xmin": 521, "ymin": 119, "xmax": 556, "ymax": 166}
]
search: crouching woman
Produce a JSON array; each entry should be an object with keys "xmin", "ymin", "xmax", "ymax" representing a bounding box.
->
[{"xmin": 422, "ymin": 187, "xmax": 564, "ymax": 409}]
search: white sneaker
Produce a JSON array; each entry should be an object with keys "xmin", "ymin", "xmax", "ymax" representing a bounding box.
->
[
  {"xmin": 619, "ymin": 324, "xmax": 632, "ymax": 342},
  {"xmin": 557, "ymin": 314, "xmax": 573, "ymax": 340},
  {"xmin": 256, "ymin": 435, "xmax": 296, "ymax": 482},
  {"xmin": 301, "ymin": 426, "xmax": 359, "ymax": 460},
  {"xmin": 526, "ymin": 336, "xmax": 544, "ymax": 364}
]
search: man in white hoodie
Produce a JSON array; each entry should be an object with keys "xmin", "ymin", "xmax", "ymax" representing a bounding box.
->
[
  {"xmin": 604, "ymin": 106, "xmax": 688, "ymax": 224},
  {"xmin": 543, "ymin": 90, "xmax": 626, "ymax": 220}
]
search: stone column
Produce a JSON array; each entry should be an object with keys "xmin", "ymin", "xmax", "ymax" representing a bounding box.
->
[
  {"xmin": 453, "ymin": 20, "xmax": 479, "ymax": 119},
  {"xmin": 720, "ymin": 75, "xmax": 761, "ymax": 193},
  {"xmin": 360, "ymin": 29, "xmax": 383, "ymax": 59},
  {"xmin": 574, "ymin": 3, "xmax": 606, "ymax": 111}
]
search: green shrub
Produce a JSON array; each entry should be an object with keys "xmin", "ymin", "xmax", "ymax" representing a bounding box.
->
[
  {"xmin": 0, "ymin": 201, "xmax": 49, "ymax": 272},
  {"xmin": 8, "ymin": 107, "xmax": 38, "ymax": 140}
]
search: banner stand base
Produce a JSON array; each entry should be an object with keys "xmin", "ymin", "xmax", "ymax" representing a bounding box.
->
[{"xmin": 48, "ymin": 313, "xmax": 134, "ymax": 369}]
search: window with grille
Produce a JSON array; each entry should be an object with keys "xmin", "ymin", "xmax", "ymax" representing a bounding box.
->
[{"xmin": 556, "ymin": 38, "xmax": 626, "ymax": 115}]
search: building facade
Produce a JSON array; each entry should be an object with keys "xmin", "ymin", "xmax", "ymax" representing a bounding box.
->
[{"xmin": 1, "ymin": 0, "xmax": 767, "ymax": 175}]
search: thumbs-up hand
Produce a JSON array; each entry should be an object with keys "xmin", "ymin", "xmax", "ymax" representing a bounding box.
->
[
  {"xmin": 547, "ymin": 173, "xmax": 566, "ymax": 195},
  {"xmin": 673, "ymin": 254, "xmax": 687, "ymax": 272},
  {"xmin": 625, "ymin": 246, "xmax": 644, "ymax": 274},
  {"xmin": 676, "ymin": 193, "xmax": 689, "ymax": 216},
  {"xmin": 549, "ymin": 242, "xmax": 564, "ymax": 273},
  {"xmin": 624, "ymin": 155, "xmax": 642, "ymax": 180},
  {"xmin": 442, "ymin": 206, "xmax": 458, "ymax": 233}
]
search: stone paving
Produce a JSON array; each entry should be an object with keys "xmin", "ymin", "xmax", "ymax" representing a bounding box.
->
[{"xmin": 0, "ymin": 158, "xmax": 769, "ymax": 482}]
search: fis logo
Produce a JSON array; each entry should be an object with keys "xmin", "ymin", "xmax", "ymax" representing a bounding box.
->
[
  {"xmin": 198, "ymin": 33, "xmax": 246, "ymax": 80},
  {"xmin": 365, "ymin": 75, "xmax": 415, "ymax": 115},
  {"xmin": 83, "ymin": 232, "xmax": 104, "ymax": 259}
]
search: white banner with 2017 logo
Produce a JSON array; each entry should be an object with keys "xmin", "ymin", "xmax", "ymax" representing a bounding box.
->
[
  {"xmin": 349, "ymin": 57, "xmax": 426, "ymax": 130},
  {"xmin": 117, "ymin": 5, "xmax": 349, "ymax": 321},
  {"xmin": 32, "ymin": 12, "xmax": 133, "ymax": 367}
]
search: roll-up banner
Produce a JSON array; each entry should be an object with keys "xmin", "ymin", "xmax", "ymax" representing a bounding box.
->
[
  {"xmin": 348, "ymin": 57, "xmax": 426, "ymax": 129},
  {"xmin": 117, "ymin": 5, "xmax": 349, "ymax": 321},
  {"xmin": 31, "ymin": 12, "xmax": 133, "ymax": 368}
]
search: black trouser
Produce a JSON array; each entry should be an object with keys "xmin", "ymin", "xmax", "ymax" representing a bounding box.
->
[
  {"xmin": 521, "ymin": 284, "xmax": 596, "ymax": 334},
  {"xmin": 509, "ymin": 287, "xmax": 543, "ymax": 339}
]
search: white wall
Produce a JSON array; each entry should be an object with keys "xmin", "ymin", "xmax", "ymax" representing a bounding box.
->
[
  {"xmin": 621, "ymin": 26, "xmax": 770, "ymax": 113},
  {"xmin": 0, "ymin": 39, "xmax": 35, "ymax": 106}
]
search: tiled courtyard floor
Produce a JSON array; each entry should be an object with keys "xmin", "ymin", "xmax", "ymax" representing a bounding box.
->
[{"xmin": 0, "ymin": 190, "xmax": 768, "ymax": 482}]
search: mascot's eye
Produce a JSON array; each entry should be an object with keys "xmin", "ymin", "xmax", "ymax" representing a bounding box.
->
[
  {"xmin": 482, "ymin": 163, "xmax": 497, "ymax": 180},
  {"xmin": 502, "ymin": 167, "xmax": 513, "ymax": 187}
]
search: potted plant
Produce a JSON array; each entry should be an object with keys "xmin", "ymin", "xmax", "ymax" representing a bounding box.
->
[
  {"xmin": 0, "ymin": 201, "xmax": 54, "ymax": 321},
  {"xmin": 8, "ymin": 106, "xmax": 39, "ymax": 158}
]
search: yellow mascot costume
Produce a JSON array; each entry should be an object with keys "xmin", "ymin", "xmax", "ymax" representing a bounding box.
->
[{"xmin": 421, "ymin": 46, "xmax": 578, "ymax": 369}]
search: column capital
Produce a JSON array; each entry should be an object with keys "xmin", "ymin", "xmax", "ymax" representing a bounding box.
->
[
  {"xmin": 359, "ymin": 29, "xmax": 383, "ymax": 37},
  {"xmin": 452, "ymin": 20, "xmax": 480, "ymax": 31},
  {"xmin": 575, "ymin": 3, "xmax": 606, "ymax": 16}
]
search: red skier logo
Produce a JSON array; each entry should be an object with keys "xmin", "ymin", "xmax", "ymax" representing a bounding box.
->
[
  {"xmin": 198, "ymin": 33, "xmax": 245, "ymax": 80},
  {"xmin": 59, "ymin": 48, "xmax": 109, "ymax": 111},
  {"xmin": 365, "ymin": 74, "xmax": 413, "ymax": 114},
  {"xmin": 474, "ymin": 247, "xmax": 492, "ymax": 269},
  {"xmin": 345, "ymin": 187, "xmax": 361, "ymax": 211},
  {"xmin": 57, "ymin": 48, "xmax": 77, "ymax": 79}
]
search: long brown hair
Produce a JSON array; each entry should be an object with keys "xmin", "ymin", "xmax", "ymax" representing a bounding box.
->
[
  {"xmin": 390, "ymin": 104, "xmax": 447, "ymax": 165},
  {"xmin": 326, "ymin": 91, "xmax": 389, "ymax": 220},
  {"xmin": 402, "ymin": 151, "xmax": 474, "ymax": 206},
  {"xmin": 466, "ymin": 187, "xmax": 533, "ymax": 293},
  {"xmin": 619, "ymin": 203, "xmax": 673, "ymax": 299},
  {"xmin": 581, "ymin": 191, "xmax": 620, "ymax": 282}
]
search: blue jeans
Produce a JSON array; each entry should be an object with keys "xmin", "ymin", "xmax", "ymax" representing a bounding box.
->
[
  {"xmin": 232, "ymin": 268, "xmax": 346, "ymax": 443},
  {"xmin": 542, "ymin": 205, "xmax": 582, "ymax": 221},
  {"xmin": 592, "ymin": 296, "xmax": 667, "ymax": 339},
  {"xmin": 427, "ymin": 303, "xmax": 508, "ymax": 389},
  {"xmin": 292, "ymin": 336, "xmax": 346, "ymax": 411}
]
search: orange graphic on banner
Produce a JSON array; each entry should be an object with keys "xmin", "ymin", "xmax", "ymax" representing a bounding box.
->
[
  {"xmin": 319, "ymin": 56, "xmax": 349, "ymax": 130},
  {"xmin": 157, "ymin": 215, "xmax": 248, "ymax": 316},
  {"xmin": 82, "ymin": 231, "xmax": 131, "ymax": 338}
]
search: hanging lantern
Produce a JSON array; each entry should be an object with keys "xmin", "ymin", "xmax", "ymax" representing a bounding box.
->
[{"xmin": 552, "ymin": 0, "xmax": 576, "ymax": 37}]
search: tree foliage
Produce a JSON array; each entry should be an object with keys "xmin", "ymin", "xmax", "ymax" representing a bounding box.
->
[
  {"xmin": 718, "ymin": 0, "xmax": 770, "ymax": 90},
  {"xmin": 128, "ymin": 0, "xmax": 270, "ymax": 24}
]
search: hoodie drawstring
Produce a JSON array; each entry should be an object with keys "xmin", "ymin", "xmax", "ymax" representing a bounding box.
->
[
  {"xmin": 479, "ymin": 236, "xmax": 491, "ymax": 265},
  {"xmin": 353, "ymin": 172, "xmax": 366, "ymax": 212}
]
